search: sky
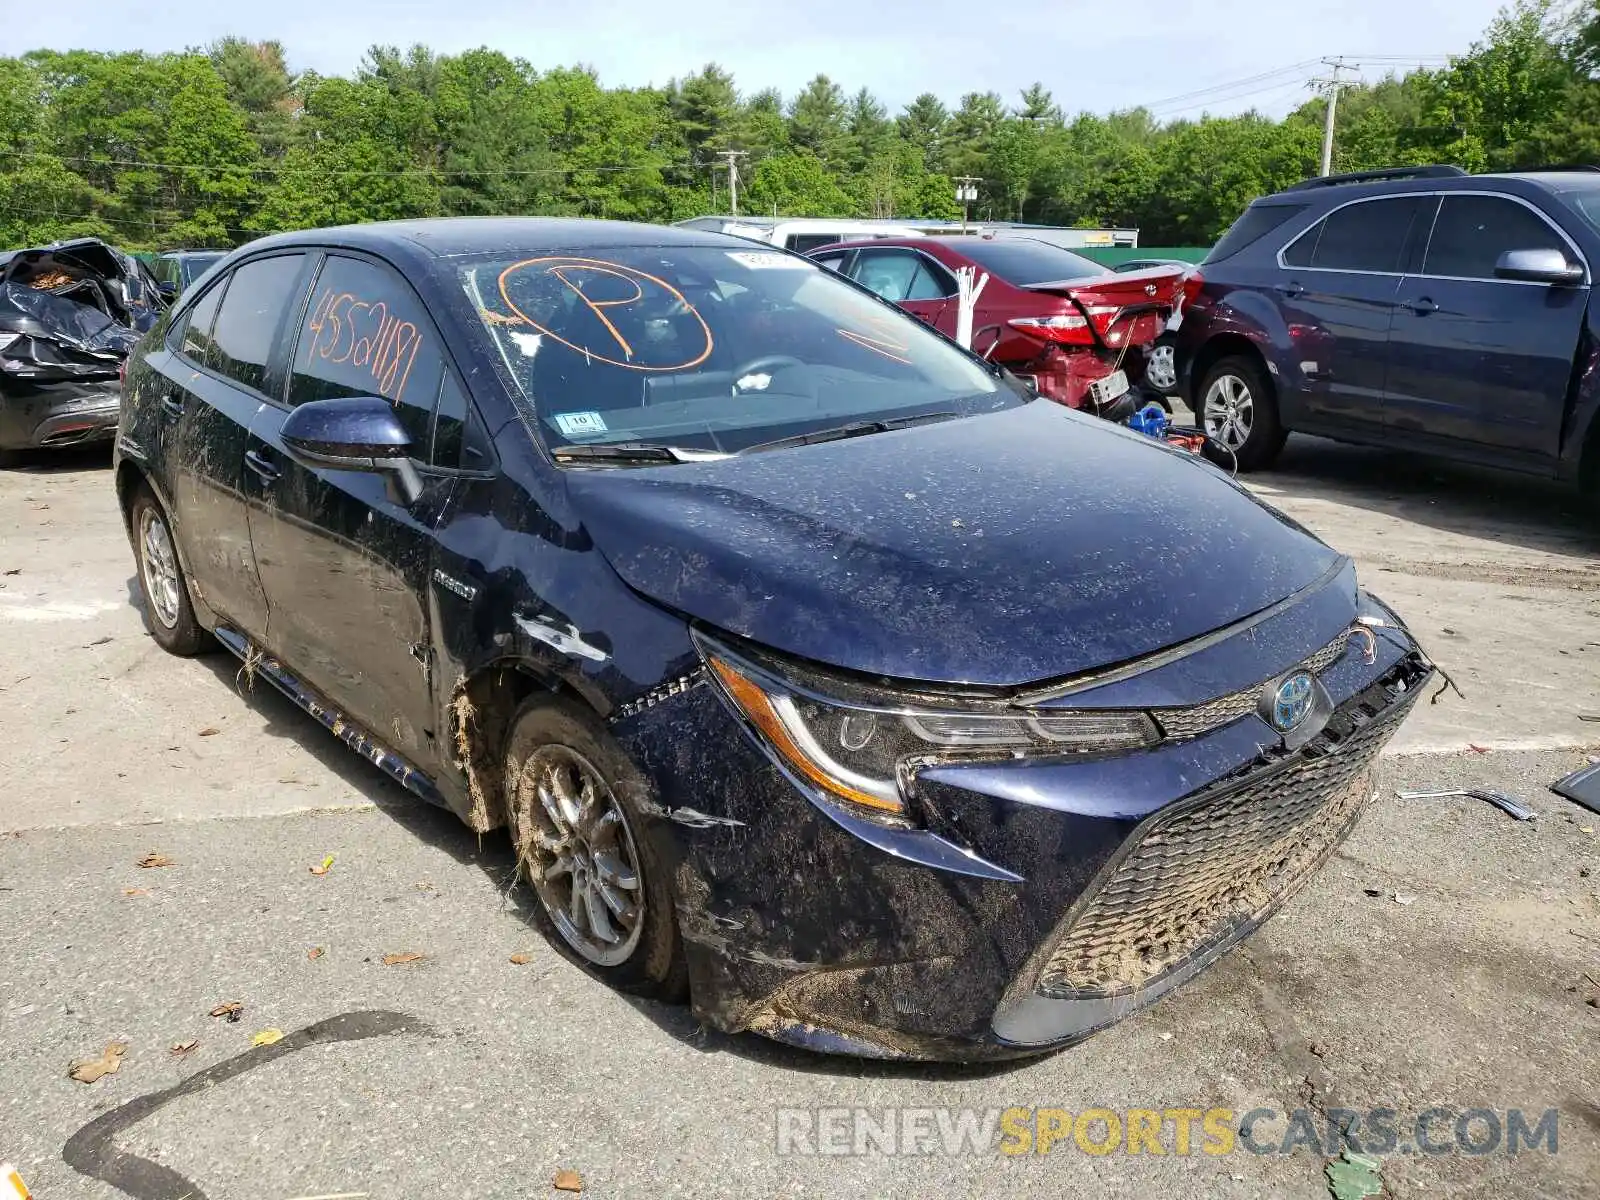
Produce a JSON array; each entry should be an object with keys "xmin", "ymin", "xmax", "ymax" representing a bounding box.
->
[{"xmin": 1, "ymin": 0, "xmax": 1516, "ymax": 119}]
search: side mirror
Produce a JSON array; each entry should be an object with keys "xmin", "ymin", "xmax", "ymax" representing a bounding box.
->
[
  {"xmin": 280, "ymin": 395, "xmax": 424, "ymax": 504},
  {"xmin": 1494, "ymin": 248, "xmax": 1584, "ymax": 286},
  {"xmin": 157, "ymin": 281, "xmax": 178, "ymax": 299}
]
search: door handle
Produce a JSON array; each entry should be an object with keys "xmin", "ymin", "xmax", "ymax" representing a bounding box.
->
[
  {"xmin": 1276, "ymin": 282, "xmax": 1305, "ymax": 298},
  {"xmin": 1406, "ymin": 297, "xmax": 1439, "ymax": 315},
  {"xmin": 159, "ymin": 393, "xmax": 184, "ymax": 420},
  {"xmin": 243, "ymin": 448, "xmax": 281, "ymax": 485}
]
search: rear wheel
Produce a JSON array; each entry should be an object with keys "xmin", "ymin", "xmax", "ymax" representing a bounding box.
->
[
  {"xmin": 1144, "ymin": 335, "xmax": 1178, "ymax": 395},
  {"xmin": 130, "ymin": 486, "xmax": 209, "ymax": 655},
  {"xmin": 1197, "ymin": 354, "xmax": 1287, "ymax": 471},
  {"xmin": 504, "ymin": 697, "xmax": 688, "ymax": 1000}
]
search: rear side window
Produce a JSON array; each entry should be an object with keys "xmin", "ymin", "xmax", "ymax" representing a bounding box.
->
[
  {"xmin": 1283, "ymin": 197, "xmax": 1425, "ymax": 273},
  {"xmin": 851, "ymin": 251, "xmax": 956, "ymax": 301},
  {"xmin": 788, "ymin": 234, "xmax": 847, "ymax": 255},
  {"xmin": 209, "ymin": 254, "xmax": 307, "ymax": 393},
  {"xmin": 288, "ymin": 254, "xmax": 446, "ymax": 458},
  {"xmin": 1423, "ymin": 195, "xmax": 1569, "ymax": 279},
  {"xmin": 177, "ymin": 281, "xmax": 225, "ymax": 366},
  {"xmin": 1205, "ymin": 204, "xmax": 1308, "ymax": 263}
]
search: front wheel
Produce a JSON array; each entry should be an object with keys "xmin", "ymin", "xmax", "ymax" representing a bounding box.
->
[
  {"xmin": 504, "ymin": 697, "xmax": 688, "ymax": 1000},
  {"xmin": 130, "ymin": 486, "xmax": 210, "ymax": 655},
  {"xmin": 1196, "ymin": 355, "xmax": 1287, "ymax": 471}
]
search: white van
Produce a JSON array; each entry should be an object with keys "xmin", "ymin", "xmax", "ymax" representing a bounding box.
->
[{"xmin": 674, "ymin": 217, "xmax": 924, "ymax": 255}]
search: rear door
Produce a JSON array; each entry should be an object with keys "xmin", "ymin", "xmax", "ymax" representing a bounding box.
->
[
  {"xmin": 1383, "ymin": 192, "xmax": 1589, "ymax": 456},
  {"xmin": 1274, "ymin": 195, "xmax": 1429, "ymax": 427},
  {"xmin": 845, "ymin": 247, "xmax": 957, "ymax": 329},
  {"xmin": 164, "ymin": 253, "xmax": 310, "ymax": 638},
  {"xmin": 245, "ymin": 251, "xmax": 457, "ymax": 764}
]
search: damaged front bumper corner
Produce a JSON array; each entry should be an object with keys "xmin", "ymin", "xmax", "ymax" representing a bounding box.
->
[{"xmin": 609, "ymin": 624, "xmax": 1432, "ymax": 1063}]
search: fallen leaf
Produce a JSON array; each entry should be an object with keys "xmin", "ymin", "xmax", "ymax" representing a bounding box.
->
[
  {"xmin": 169, "ymin": 1040, "xmax": 198, "ymax": 1057},
  {"xmin": 553, "ymin": 1169, "xmax": 583, "ymax": 1193},
  {"xmin": 381, "ymin": 952, "xmax": 425, "ymax": 967},
  {"xmin": 68, "ymin": 1041, "xmax": 128, "ymax": 1084},
  {"xmin": 1326, "ymin": 1150, "xmax": 1384, "ymax": 1200},
  {"xmin": 83, "ymin": 636, "xmax": 112, "ymax": 648},
  {"xmin": 1467, "ymin": 743, "xmax": 1490, "ymax": 754},
  {"xmin": 509, "ymin": 952, "xmax": 532, "ymax": 965},
  {"xmin": 250, "ymin": 1029, "xmax": 284, "ymax": 1046},
  {"xmin": 209, "ymin": 1001, "xmax": 243, "ymax": 1022},
  {"xmin": 197, "ymin": 726, "xmax": 220, "ymax": 737},
  {"xmin": 136, "ymin": 853, "xmax": 175, "ymax": 869},
  {"xmin": 2, "ymin": 568, "xmax": 19, "ymax": 576},
  {"xmin": 122, "ymin": 887, "xmax": 150, "ymax": 898},
  {"xmin": 1362, "ymin": 888, "xmax": 1382, "ymax": 898},
  {"xmin": 307, "ymin": 946, "xmax": 324, "ymax": 961},
  {"xmin": 309, "ymin": 854, "xmax": 336, "ymax": 876},
  {"xmin": 1393, "ymin": 892, "xmax": 1417, "ymax": 906}
]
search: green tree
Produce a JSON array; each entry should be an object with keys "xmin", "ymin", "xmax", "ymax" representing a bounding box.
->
[{"xmin": 788, "ymin": 74, "xmax": 849, "ymax": 166}]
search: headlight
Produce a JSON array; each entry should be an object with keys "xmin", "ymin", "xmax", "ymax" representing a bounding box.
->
[{"xmin": 702, "ymin": 643, "xmax": 1159, "ymax": 821}]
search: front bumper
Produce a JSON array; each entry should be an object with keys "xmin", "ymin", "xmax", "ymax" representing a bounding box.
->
[
  {"xmin": 0, "ymin": 376, "xmax": 121, "ymax": 451},
  {"xmin": 613, "ymin": 621, "xmax": 1430, "ymax": 1062}
]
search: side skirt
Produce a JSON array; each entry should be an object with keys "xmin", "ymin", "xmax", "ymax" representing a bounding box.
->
[{"xmin": 212, "ymin": 625, "xmax": 449, "ymax": 809}]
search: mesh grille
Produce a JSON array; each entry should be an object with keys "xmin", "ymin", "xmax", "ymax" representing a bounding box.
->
[
  {"xmin": 1038, "ymin": 671, "xmax": 1414, "ymax": 999},
  {"xmin": 1153, "ymin": 632, "xmax": 1351, "ymax": 741}
]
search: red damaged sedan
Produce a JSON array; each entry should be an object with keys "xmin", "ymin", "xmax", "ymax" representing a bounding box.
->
[{"xmin": 811, "ymin": 236, "xmax": 1187, "ymax": 416}]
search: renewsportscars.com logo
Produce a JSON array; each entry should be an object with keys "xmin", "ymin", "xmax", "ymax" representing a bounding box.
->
[{"xmin": 773, "ymin": 1106, "xmax": 1561, "ymax": 1158}]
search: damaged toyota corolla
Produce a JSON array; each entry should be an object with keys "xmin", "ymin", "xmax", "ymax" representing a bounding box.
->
[
  {"xmin": 0, "ymin": 238, "xmax": 166, "ymax": 462},
  {"xmin": 115, "ymin": 218, "xmax": 1433, "ymax": 1062}
]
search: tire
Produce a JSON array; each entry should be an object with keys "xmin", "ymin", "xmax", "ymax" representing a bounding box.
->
[
  {"xmin": 504, "ymin": 695, "xmax": 688, "ymax": 1001},
  {"xmin": 1196, "ymin": 354, "xmax": 1287, "ymax": 471},
  {"xmin": 129, "ymin": 486, "xmax": 210, "ymax": 655},
  {"xmin": 1144, "ymin": 335, "xmax": 1179, "ymax": 396}
]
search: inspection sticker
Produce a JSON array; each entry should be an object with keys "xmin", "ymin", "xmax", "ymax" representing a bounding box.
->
[
  {"xmin": 726, "ymin": 251, "xmax": 811, "ymax": 270},
  {"xmin": 553, "ymin": 411, "xmax": 609, "ymax": 437}
]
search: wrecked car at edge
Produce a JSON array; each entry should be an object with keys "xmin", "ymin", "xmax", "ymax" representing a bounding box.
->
[
  {"xmin": 114, "ymin": 218, "xmax": 1434, "ymax": 1062},
  {"xmin": 0, "ymin": 238, "xmax": 166, "ymax": 460}
]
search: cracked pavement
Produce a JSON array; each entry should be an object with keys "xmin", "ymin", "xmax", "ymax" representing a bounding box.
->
[{"xmin": 1, "ymin": 438, "xmax": 1597, "ymax": 1199}]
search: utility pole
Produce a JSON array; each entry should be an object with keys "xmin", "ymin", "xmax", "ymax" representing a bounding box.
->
[
  {"xmin": 954, "ymin": 176, "xmax": 981, "ymax": 233},
  {"xmin": 1311, "ymin": 57, "xmax": 1357, "ymax": 177},
  {"xmin": 717, "ymin": 150, "xmax": 747, "ymax": 216}
]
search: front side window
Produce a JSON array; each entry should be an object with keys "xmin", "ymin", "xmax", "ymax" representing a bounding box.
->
[
  {"xmin": 459, "ymin": 244, "xmax": 1009, "ymax": 455},
  {"xmin": 288, "ymin": 255, "xmax": 446, "ymax": 455},
  {"xmin": 1285, "ymin": 197, "xmax": 1425, "ymax": 273},
  {"xmin": 209, "ymin": 254, "xmax": 307, "ymax": 392},
  {"xmin": 1424, "ymin": 195, "xmax": 1570, "ymax": 279}
]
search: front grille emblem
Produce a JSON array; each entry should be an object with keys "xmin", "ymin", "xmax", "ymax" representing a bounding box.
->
[{"xmin": 1270, "ymin": 672, "xmax": 1315, "ymax": 732}]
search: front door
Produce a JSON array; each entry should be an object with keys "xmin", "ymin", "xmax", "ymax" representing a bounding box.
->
[
  {"xmin": 165, "ymin": 254, "xmax": 309, "ymax": 638},
  {"xmin": 1274, "ymin": 195, "xmax": 1429, "ymax": 427},
  {"xmin": 1383, "ymin": 193, "xmax": 1589, "ymax": 456},
  {"xmin": 245, "ymin": 251, "xmax": 455, "ymax": 764}
]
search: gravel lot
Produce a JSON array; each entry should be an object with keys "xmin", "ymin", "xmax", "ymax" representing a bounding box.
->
[{"xmin": 0, "ymin": 435, "xmax": 1596, "ymax": 1199}]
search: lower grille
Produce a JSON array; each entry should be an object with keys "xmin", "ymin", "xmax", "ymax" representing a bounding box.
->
[{"xmin": 1037, "ymin": 660, "xmax": 1424, "ymax": 999}]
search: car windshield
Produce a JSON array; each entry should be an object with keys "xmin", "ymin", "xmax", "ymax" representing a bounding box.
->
[
  {"xmin": 1554, "ymin": 181, "xmax": 1600, "ymax": 235},
  {"xmin": 950, "ymin": 238, "xmax": 1105, "ymax": 285},
  {"xmin": 459, "ymin": 243, "xmax": 1012, "ymax": 455}
]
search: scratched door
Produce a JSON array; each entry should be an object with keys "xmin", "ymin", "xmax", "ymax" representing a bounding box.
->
[{"xmin": 244, "ymin": 251, "xmax": 455, "ymax": 767}]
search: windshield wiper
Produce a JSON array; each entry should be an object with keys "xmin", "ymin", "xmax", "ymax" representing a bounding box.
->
[
  {"xmin": 552, "ymin": 442, "xmax": 732, "ymax": 465},
  {"xmin": 739, "ymin": 411, "xmax": 961, "ymax": 456}
]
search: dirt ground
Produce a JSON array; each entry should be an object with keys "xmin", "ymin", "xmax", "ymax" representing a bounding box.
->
[{"xmin": 0, "ymin": 434, "xmax": 1596, "ymax": 1200}]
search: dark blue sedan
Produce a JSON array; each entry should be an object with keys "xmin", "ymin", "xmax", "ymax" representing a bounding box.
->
[{"xmin": 114, "ymin": 218, "xmax": 1432, "ymax": 1061}]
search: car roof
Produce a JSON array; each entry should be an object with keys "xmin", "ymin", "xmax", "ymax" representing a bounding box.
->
[
  {"xmin": 1257, "ymin": 169, "xmax": 1600, "ymax": 207},
  {"xmin": 238, "ymin": 217, "xmax": 746, "ymax": 261}
]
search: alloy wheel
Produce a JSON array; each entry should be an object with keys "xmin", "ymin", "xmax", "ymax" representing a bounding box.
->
[
  {"xmin": 1202, "ymin": 372, "xmax": 1255, "ymax": 451},
  {"xmin": 1146, "ymin": 343, "xmax": 1177, "ymax": 393},
  {"xmin": 516, "ymin": 745, "xmax": 646, "ymax": 967},
  {"xmin": 138, "ymin": 507, "xmax": 182, "ymax": 629}
]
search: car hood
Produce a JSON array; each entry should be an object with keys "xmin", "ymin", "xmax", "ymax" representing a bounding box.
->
[{"xmin": 564, "ymin": 402, "xmax": 1342, "ymax": 687}]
